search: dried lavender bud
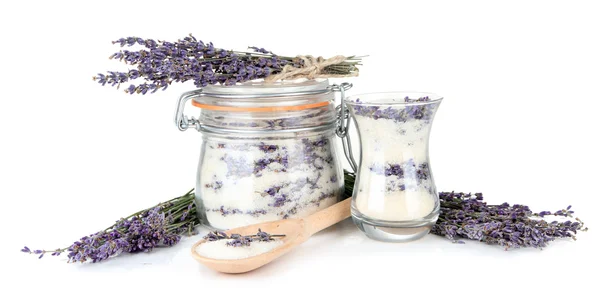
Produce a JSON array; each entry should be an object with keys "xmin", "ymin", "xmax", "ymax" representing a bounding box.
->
[
  {"xmin": 226, "ymin": 235, "xmax": 254, "ymax": 247},
  {"xmin": 404, "ymin": 96, "xmax": 431, "ymax": 103},
  {"xmin": 369, "ymin": 160, "xmax": 429, "ymax": 182},
  {"xmin": 248, "ymin": 46, "xmax": 272, "ymax": 54},
  {"xmin": 204, "ymin": 231, "xmax": 228, "ymax": 242},
  {"xmin": 256, "ymin": 228, "xmax": 273, "ymax": 242},
  {"xmin": 204, "ymin": 180, "xmax": 223, "ymax": 191},
  {"xmin": 352, "ymin": 97, "xmax": 436, "ymax": 122},
  {"xmin": 258, "ymin": 142, "xmax": 278, "ymax": 153}
]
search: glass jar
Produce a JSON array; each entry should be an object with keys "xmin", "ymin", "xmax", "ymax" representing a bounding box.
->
[
  {"xmin": 345, "ymin": 92, "xmax": 443, "ymax": 242},
  {"xmin": 175, "ymin": 79, "xmax": 345, "ymax": 230}
]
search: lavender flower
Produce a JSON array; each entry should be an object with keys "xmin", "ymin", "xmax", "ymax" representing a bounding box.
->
[
  {"xmin": 23, "ymin": 189, "xmax": 198, "ymax": 263},
  {"xmin": 204, "ymin": 180, "xmax": 223, "ymax": 191},
  {"xmin": 94, "ymin": 34, "xmax": 361, "ymax": 94},
  {"xmin": 202, "ymin": 229, "xmax": 285, "ymax": 247},
  {"xmin": 430, "ymin": 191, "xmax": 587, "ymax": 249},
  {"xmin": 248, "ymin": 46, "xmax": 272, "ymax": 54},
  {"xmin": 203, "ymin": 231, "xmax": 228, "ymax": 242},
  {"xmin": 226, "ymin": 235, "xmax": 254, "ymax": 247},
  {"xmin": 258, "ymin": 142, "xmax": 278, "ymax": 153},
  {"xmin": 256, "ymin": 229, "xmax": 275, "ymax": 242}
]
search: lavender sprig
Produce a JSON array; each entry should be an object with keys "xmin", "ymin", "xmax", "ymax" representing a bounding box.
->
[
  {"xmin": 432, "ymin": 192, "xmax": 587, "ymax": 249},
  {"xmin": 203, "ymin": 229, "xmax": 285, "ymax": 247},
  {"xmin": 93, "ymin": 34, "xmax": 362, "ymax": 94},
  {"xmin": 22, "ymin": 189, "xmax": 198, "ymax": 262}
]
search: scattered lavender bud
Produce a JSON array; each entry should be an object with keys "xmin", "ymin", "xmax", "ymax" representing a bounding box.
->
[
  {"xmin": 352, "ymin": 96, "xmax": 436, "ymax": 122},
  {"xmin": 203, "ymin": 229, "xmax": 285, "ymax": 247}
]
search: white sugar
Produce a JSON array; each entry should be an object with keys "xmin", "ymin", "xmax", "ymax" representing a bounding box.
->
[
  {"xmin": 353, "ymin": 115, "xmax": 437, "ymax": 221},
  {"xmin": 355, "ymin": 189, "xmax": 436, "ymax": 221},
  {"xmin": 195, "ymin": 239, "xmax": 284, "ymax": 260}
]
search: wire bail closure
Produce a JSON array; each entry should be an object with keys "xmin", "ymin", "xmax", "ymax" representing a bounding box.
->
[
  {"xmin": 175, "ymin": 89, "xmax": 203, "ymax": 132},
  {"xmin": 332, "ymin": 83, "xmax": 358, "ymax": 173},
  {"xmin": 175, "ymin": 82, "xmax": 359, "ymax": 173}
]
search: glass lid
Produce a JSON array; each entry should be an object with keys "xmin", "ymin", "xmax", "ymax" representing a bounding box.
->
[{"xmin": 191, "ymin": 79, "xmax": 334, "ymax": 111}]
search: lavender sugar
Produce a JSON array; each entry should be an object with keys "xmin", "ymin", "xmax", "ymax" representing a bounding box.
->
[
  {"xmin": 196, "ymin": 239, "xmax": 284, "ymax": 260},
  {"xmin": 196, "ymin": 230, "xmax": 284, "ymax": 260},
  {"xmin": 198, "ymin": 136, "xmax": 342, "ymax": 229},
  {"xmin": 350, "ymin": 96, "xmax": 440, "ymax": 221}
]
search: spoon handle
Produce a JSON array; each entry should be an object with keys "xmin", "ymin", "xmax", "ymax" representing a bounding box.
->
[{"xmin": 304, "ymin": 197, "xmax": 352, "ymax": 236}]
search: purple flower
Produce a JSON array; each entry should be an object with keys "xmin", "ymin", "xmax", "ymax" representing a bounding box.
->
[
  {"xmin": 204, "ymin": 180, "xmax": 223, "ymax": 192},
  {"xmin": 204, "ymin": 231, "xmax": 228, "ymax": 242},
  {"xmin": 23, "ymin": 189, "xmax": 198, "ymax": 263},
  {"xmin": 226, "ymin": 235, "xmax": 253, "ymax": 247},
  {"xmin": 258, "ymin": 143, "xmax": 278, "ymax": 153},
  {"xmin": 538, "ymin": 211, "xmax": 552, "ymax": 217},
  {"xmin": 248, "ymin": 46, "xmax": 272, "ymax": 54},
  {"xmin": 272, "ymin": 194, "xmax": 288, "ymax": 207},
  {"xmin": 254, "ymin": 158, "xmax": 271, "ymax": 174},
  {"xmin": 203, "ymin": 229, "xmax": 284, "ymax": 247},
  {"xmin": 97, "ymin": 35, "xmax": 360, "ymax": 94},
  {"xmin": 264, "ymin": 186, "xmax": 282, "ymax": 197},
  {"xmin": 431, "ymin": 191, "xmax": 587, "ymax": 249}
]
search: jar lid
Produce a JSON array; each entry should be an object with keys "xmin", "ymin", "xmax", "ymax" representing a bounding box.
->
[{"xmin": 191, "ymin": 79, "xmax": 333, "ymax": 112}]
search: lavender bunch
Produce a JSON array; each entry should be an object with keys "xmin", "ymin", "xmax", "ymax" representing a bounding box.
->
[
  {"xmin": 203, "ymin": 229, "xmax": 285, "ymax": 247},
  {"xmin": 93, "ymin": 35, "xmax": 362, "ymax": 94},
  {"xmin": 431, "ymin": 192, "xmax": 587, "ymax": 249},
  {"xmin": 22, "ymin": 189, "xmax": 198, "ymax": 262}
]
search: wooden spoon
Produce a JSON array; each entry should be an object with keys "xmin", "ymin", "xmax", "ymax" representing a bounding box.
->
[{"xmin": 191, "ymin": 197, "xmax": 351, "ymax": 274}]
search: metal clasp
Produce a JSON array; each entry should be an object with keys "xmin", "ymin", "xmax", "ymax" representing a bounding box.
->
[
  {"xmin": 174, "ymin": 89, "xmax": 203, "ymax": 132},
  {"xmin": 332, "ymin": 83, "xmax": 358, "ymax": 173}
]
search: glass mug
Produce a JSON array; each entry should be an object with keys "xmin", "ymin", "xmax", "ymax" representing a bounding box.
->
[{"xmin": 345, "ymin": 92, "xmax": 443, "ymax": 242}]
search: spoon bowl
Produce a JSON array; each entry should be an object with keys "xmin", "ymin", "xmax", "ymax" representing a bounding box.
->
[{"xmin": 191, "ymin": 198, "xmax": 351, "ymax": 274}]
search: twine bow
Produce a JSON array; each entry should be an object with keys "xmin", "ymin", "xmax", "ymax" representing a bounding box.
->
[{"xmin": 264, "ymin": 55, "xmax": 358, "ymax": 83}]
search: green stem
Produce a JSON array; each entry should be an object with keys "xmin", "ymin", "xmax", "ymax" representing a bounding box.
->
[{"xmin": 103, "ymin": 189, "xmax": 194, "ymax": 232}]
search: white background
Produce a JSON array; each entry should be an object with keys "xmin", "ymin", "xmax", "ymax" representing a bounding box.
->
[{"xmin": 1, "ymin": 0, "xmax": 599, "ymax": 293}]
